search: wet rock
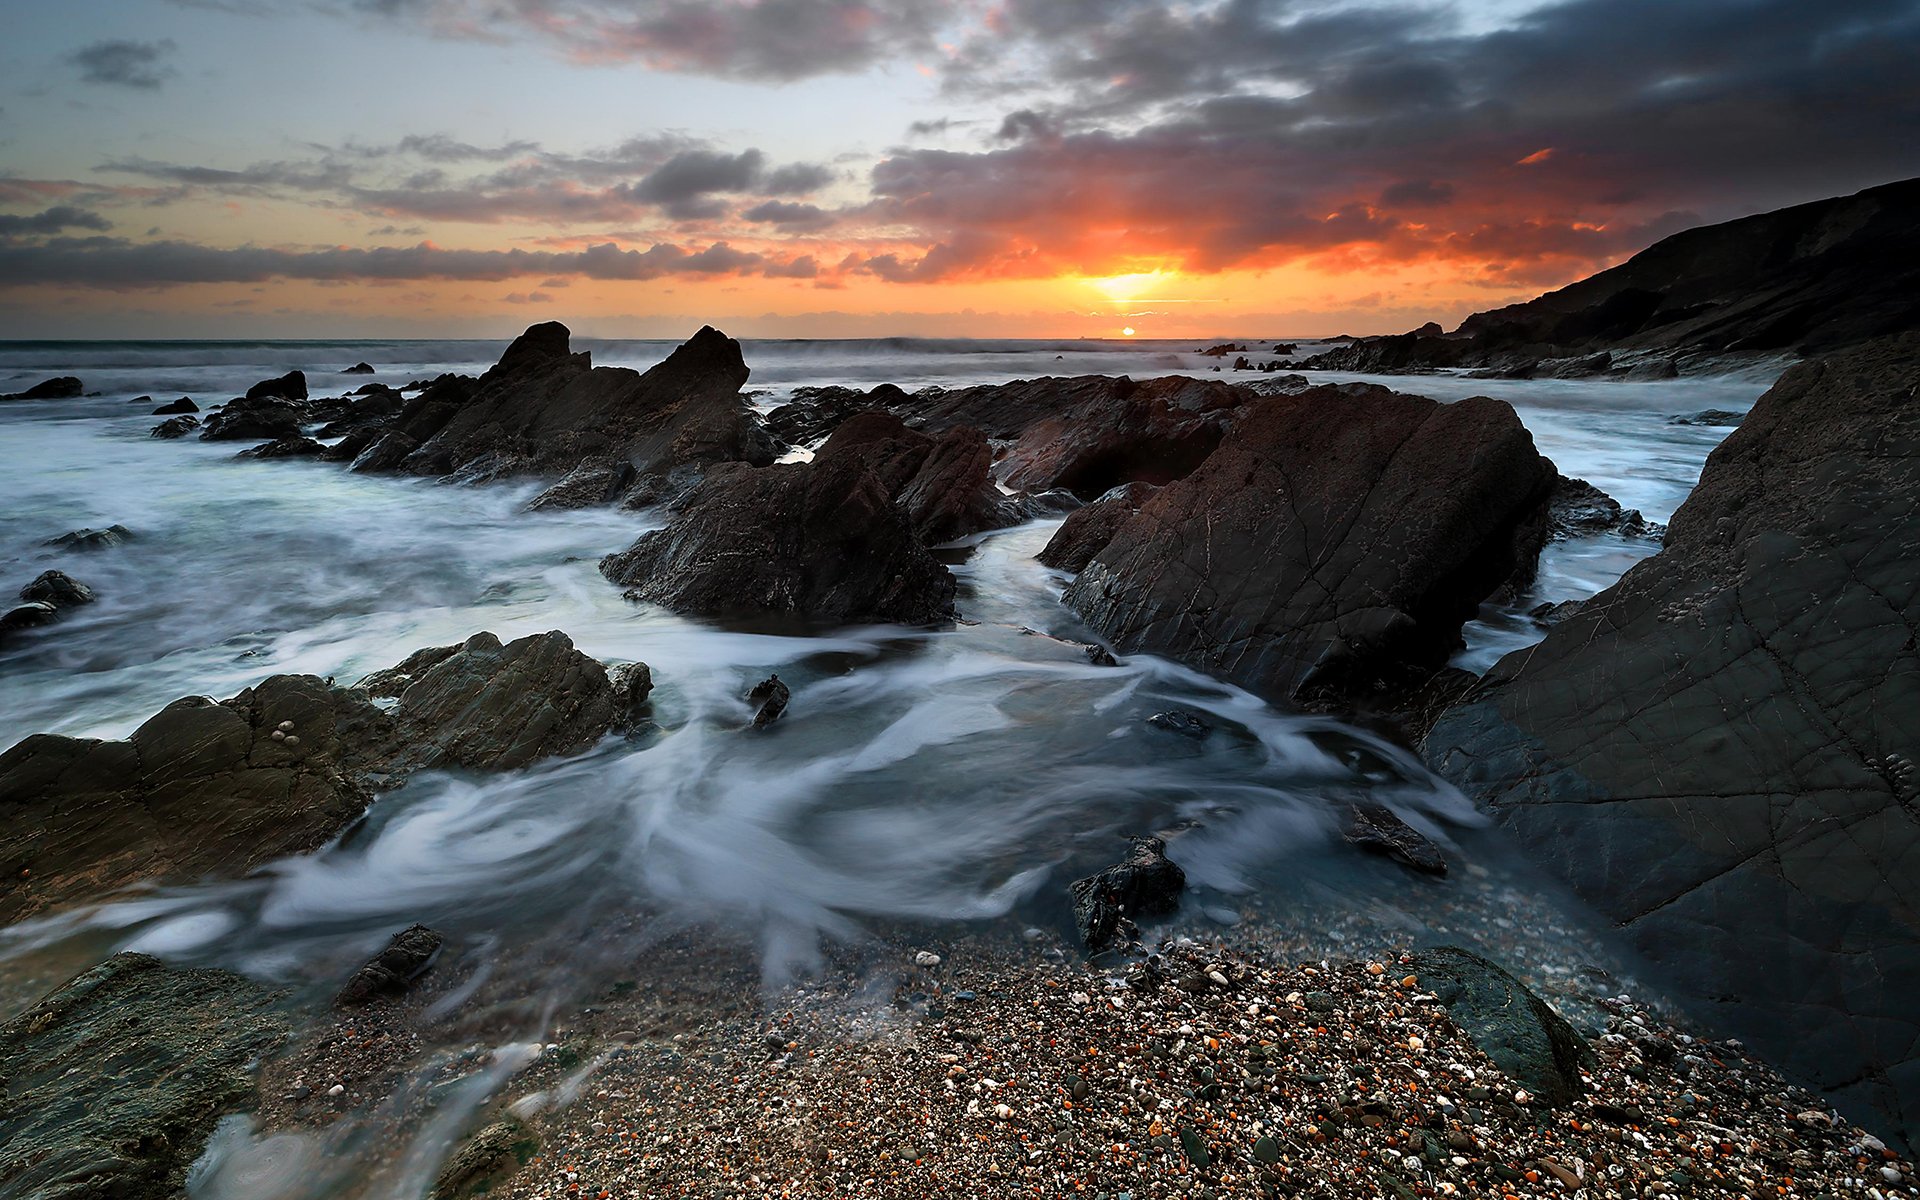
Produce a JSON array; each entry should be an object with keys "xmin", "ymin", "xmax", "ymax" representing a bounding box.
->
[
  {"xmin": 1037, "ymin": 482, "xmax": 1159, "ymax": 573},
  {"xmin": 200, "ymin": 396, "xmax": 304, "ymax": 442},
  {"xmin": 0, "ymin": 602, "xmax": 58, "ymax": 640},
  {"xmin": 245, "ymin": 369, "xmax": 308, "ymax": 401},
  {"xmin": 1145, "ymin": 709, "xmax": 1210, "ymax": 739},
  {"xmin": 1068, "ymin": 835, "xmax": 1187, "ymax": 951},
  {"xmin": 20, "ymin": 570, "xmax": 94, "ymax": 608},
  {"xmin": 814, "ymin": 411, "xmax": 1018, "ymax": 543},
  {"xmin": 431, "ymin": 1118, "xmax": 538, "ymax": 1200},
  {"xmin": 150, "ymin": 413, "xmax": 201, "ymax": 438},
  {"xmin": 1065, "ymin": 386, "xmax": 1555, "ymax": 709},
  {"xmin": 342, "ymin": 361, "xmax": 376, "ymax": 374},
  {"xmin": 151, "ymin": 396, "xmax": 198, "ymax": 415},
  {"xmin": 236, "ymin": 435, "xmax": 326, "ymax": 459},
  {"xmin": 1343, "ymin": 803, "xmax": 1447, "ymax": 875},
  {"xmin": 1413, "ymin": 946, "xmax": 1592, "ymax": 1106},
  {"xmin": 314, "ymin": 388, "xmax": 403, "ymax": 438},
  {"xmin": 1668, "ymin": 408, "xmax": 1746, "ymax": 426},
  {"xmin": 526, "ymin": 458, "xmax": 639, "ymax": 511},
  {"xmin": 320, "ymin": 425, "xmax": 382, "ymax": 462},
  {"xmin": 1626, "ymin": 357, "xmax": 1681, "ymax": 380},
  {"xmin": 1528, "ymin": 599, "xmax": 1584, "ymax": 625},
  {"xmin": 351, "ymin": 429, "xmax": 420, "ymax": 472},
  {"xmin": 609, "ymin": 661, "xmax": 654, "ymax": 711},
  {"xmin": 1, "ymin": 376, "xmax": 83, "ymax": 401},
  {"xmin": 765, "ymin": 382, "xmax": 910, "ymax": 445},
  {"xmin": 0, "ymin": 953, "xmax": 287, "ymax": 1200},
  {"xmin": 1425, "ymin": 334, "xmax": 1920, "ymax": 1140},
  {"xmin": 1548, "ymin": 475, "xmax": 1660, "ymax": 539},
  {"xmin": 336, "ymin": 924, "xmax": 445, "ymax": 1006},
  {"xmin": 600, "ymin": 455, "xmax": 957, "ymax": 626},
  {"xmin": 44, "ymin": 523, "xmax": 133, "ymax": 551},
  {"xmin": 739, "ymin": 675, "xmax": 789, "ymax": 728}
]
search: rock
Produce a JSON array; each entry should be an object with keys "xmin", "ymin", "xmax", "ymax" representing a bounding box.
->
[
  {"xmin": 336, "ymin": 924, "xmax": 445, "ymax": 1006},
  {"xmin": 813, "ymin": 411, "xmax": 1018, "ymax": 543},
  {"xmin": 599, "ymin": 456, "xmax": 958, "ymax": 626},
  {"xmin": 342, "ymin": 361, "xmax": 376, "ymax": 374},
  {"xmin": 608, "ymin": 661, "xmax": 654, "ymax": 710},
  {"xmin": 1424, "ymin": 334, "xmax": 1920, "ymax": 1140},
  {"xmin": 1, "ymin": 376, "xmax": 83, "ymax": 401},
  {"xmin": 1527, "ymin": 599, "xmax": 1584, "ymax": 625},
  {"xmin": 200, "ymin": 396, "xmax": 304, "ymax": 442},
  {"xmin": 1412, "ymin": 947, "xmax": 1592, "ymax": 1106},
  {"xmin": 431, "ymin": 1118, "xmax": 537, "ymax": 1200},
  {"xmin": 43, "ymin": 524, "xmax": 133, "ymax": 551},
  {"xmin": 765, "ymin": 383, "xmax": 910, "ymax": 445},
  {"xmin": 314, "ymin": 388, "xmax": 403, "ymax": 438},
  {"xmin": 1145, "ymin": 709, "xmax": 1210, "ymax": 739},
  {"xmin": 20, "ymin": 570, "xmax": 94, "ymax": 608},
  {"xmin": 150, "ymin": 414, "xmax": 201, "ymax": 438},
  {"xmin": 1626, "ymin": 357, "xmax": 1681, "ymax": 380},
  {"xmin": 1668, "ymin": 408, "xmax": 1746, "ymax": 427},
  {"xmin": 1547, "ymin": 476, "xmax": 1660, "ymax": 539},
  {"xmin": 1064, "ymin": 386, "xmax": 1555, "ymax": 708},
  {"xmin": 320, "ymin": 425, "xmax": 382, "ymax": 462},
  {"xmin": 245, "ymin": 369, "xmax": 308, "ymax": 401},
  {"xmin": 1343, "ymin": 802, "xmax": 1447, "ymax": 874},
  {"xmin": 1037, "ymin": 482, "xmax": 1160, "ymax": 572},
  {"xmin": 526, "ymin": 459, "xmax": 638, "ymax": 511},
  {"xmin": 1068, "ymin": 835, "xmax": 1187, "ymax": 951},
  {"xmin": 151, "ymin": 396, "xmax": 198, "ymax": 415},
  {"xmin": 351, "ymin": 430, "xmax": 420, "ymax": 472},
  {"xmin": 0, "ymin": 953, "xmax": 287, "ymax": 1200},
  {"xmin": 0, "ymin": 602, "xmax": 58, "ymax": 640},
  {"xmin": 747, "ymin": 674, "xmax": 790, "ymax": 726},
  {"xmin": 236, "ymin": 435, "xmax": 326, "ymax": 459}
]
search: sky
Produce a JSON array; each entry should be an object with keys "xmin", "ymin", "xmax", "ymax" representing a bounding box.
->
[{"xmin": 0, "ymin": 0, "xmax": 1916, "ymax": 339}]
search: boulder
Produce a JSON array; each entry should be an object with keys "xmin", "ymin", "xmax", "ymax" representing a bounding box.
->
[
  {"xmin": 1068, "ymin": 836, "xmax": 1186, "ymax": 951},
  {"xmin": 336, "ymin": 924, "xmax": 445, "ymax": 1006},
  {"xmin": 1037, "ymin": 481, "xmax": 1160, "ymax": 572},
  {"xmin": 0, "ymin": 602, "xmax": 57, "ymax": 640},
  {"xmin": 812, "ymin": 411, "xmax": 1017, "ymax": 544},
  {"xmin": 343, "ymin": 361, "xmax": 376, "ymax": 374},
  {"xmin": 764, "ymin": 383, "xmax": 911, "ymax": 445},
  {"xmin": 1, "ymin": 376, "xmax": 83, "ymax": 401},
  {"xmin": 245, "ymin": 369, "xmax": 308, "ymax": 401},
  {"xmin": 1413, "ymin": 947, "xmax": 1592, "ymax": 1107},
  {"xmin": 314, "ymin": 388, "xmax": 403, "ymax": 438},
  {"xmin": 352, "ymin": 430, "xmax": 421, "ymax": 472},
  {"xmin": 236, "ymin": 435, "xmax": 326, "ymax": 459},
  {"xmin": 20, "ymin": 570, "xmax": 94, "ymax": 608},
  {"xmin": 0, "ymin": 953, "xmax": 287, "ymax": 1200},
  {"xmin": 1424, "ymin": 335, "xmax": 1920, "ymax": 1140},
  {"xmin": 1064, "ymin": 386, "xmax": 1556, "ymax": 708},
  {"xmin": 199, "ymin": 396, "xmax": 304, "ymax": 442},
  {"xmin": 320, "ymin": 426, "xmax": 382, "ymax": 462},
  {"xmin": 747, "ymin": 674, "xmax": 790, "ymax": 727},
  {"xmin": 151, "ymin": 396, "xmax": 198, "ymax": 415},
  {"xmin": 600, "ymin": 455, "xmax": 958, "ymax": 626},
  {"xmin": 1547, "ymin": 475, "xmax": 1660, "ymax": 539},
  {"xmin": 43, "ymin": 524, "xmax": 132, "ymax": 551},
  {"xmin": 150, "ymin": 414, "xmax": 200, "ymax": 438}
]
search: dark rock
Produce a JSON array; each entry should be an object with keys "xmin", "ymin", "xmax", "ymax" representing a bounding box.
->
[
  {"xmin": 1145, "ymin": 709, "xmax": 1210, "ymax": 739},
  {"xmin": 1064, "ymin": 386, "xmax": 1556, "ymax": 708},
  {"xmin": 599, "ymin": 456, "xmax": 958, "ymax": 626},
  {"xmin": 1068, "ymin": 835, "xmax": 1186, "ymax": 951},
  {"xmin": 0, "ymin": 602, "xmax": 58, "ymax": 639},
  {"xmin": 1527, "ymin": 599, "xmax": 1584, "ymax": 625},
  {"xmin": 150, "ymin": 414, "xmax": 201, "ymax": 438},
  {"xmin": 747, "ymin": 674, "xmax": 790, "ymax": 727},
  {"xmin": 314, "ymin": 388, "xmax": 403, "ymax": 438},
  {"xmin": 1198, "ymin": 343, "xmax": 1244, "ymax": 357},
  {"xmin": 151, "ymin": 396, "xmax": 198, "ymax": 415},
  {"xmin": 236, "ymin": 435, "xmax": 326, "ymax": 459},
  {"xmin": 1083, "ymin": 643, "xmax": 1119, "ymax": 667},
  {"xmin": 765, "ymin": 383, "xmax": 909, "ymax": 445},
  {"xmin": 352, "ymin": 429, "xmax": 421, "ymax": 472},
  {"xmin": 1424, "ymin": 334, "xmax": 1920, "ymax": 1140},
  {"xmin": 813, "ymin": 411, "xmax": 1018, "ymax": 544},
  {"xmin": 1343, "ymin": 803, "xmax": 1447, "ymax": 874},
  {"xmin": 1037, "ymin": 482, "xmax": 1160, "ymax": 572},
  {"xmin": 245, "ymin": 369, "xmax": 308, "ymax": 401},
  {"xmin": 1413, "ymin": 947, "xmax": 1592, "ymax": 1106},
  {"xmin": 1625, "ymin": 357, "xmax": 1681, "ymax": 380},
  {"xmin": 320, "ymin": 425, "xmax": 382, "ymax": 462},
  {"xmin": 200, "ymin": 396, "xmax": 304, "ymax": 442},
  {"xmin": 1272, "ymin": 343, "xmax": 1297, "ymax": 355},
  {"xmin": 44, "ymin": 524, "xmax": 133, "ymax": 551},
  {"xmin": 0, "ymin": 953, "xmax": 287, "ymax": 1200},
  {"xmin": 1667, "ymin": 408, "xmax": 1746, "ymax": 427},
  {"xmin": 1547, "ymin": 476, "xmax": 1660, "ymax": 539},
  {"xmin": 342, "ymin": 361, "xmax": 376, "ymax": 374},
  {"xmin": 1, "ymin": 376, "xmax": 83, "ymax": 401},
  {"xmin": 527, "ymin": 459, "xmax": 638, "ymax": 511},
  {"xmin": 431, "ymin": 1118, "xmax": 538, "ymax": 1200},
  {"xmin": 20, "ymin": 570, "xmax": 94, "ymax": 608},
  {"xmin": 336, "ymin": 924, "xmax": 445, "ymax": 1006}
]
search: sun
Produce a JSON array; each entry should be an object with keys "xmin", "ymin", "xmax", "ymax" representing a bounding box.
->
[{"xmin": 1122, "ymin": 326, "xmax": 1136, "ymax": 337}]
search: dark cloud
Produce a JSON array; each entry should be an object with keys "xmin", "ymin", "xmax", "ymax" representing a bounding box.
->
[
  {"xmin": 762, "ymin": 162, "xmax": 835, "ymax": 195},
  {"xmin": 631, "ymin": 149, "xmax": 766, "ymax": 209},
  {"xmin": 1379, "ymin": 180, "xmax": 1455, "ymax": 209},
  {"xmin": 0, "ymin": 206, "xmax": 113, "ymax": 237},
  {"xmin": 68, "ymin": 39, "xmax": 177, "ymax": 90},
  {"xmin": 741, "ymin": 200, "xmax": 835, "ymax": 230}
]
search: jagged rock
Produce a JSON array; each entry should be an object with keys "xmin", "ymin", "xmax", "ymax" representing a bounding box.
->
[
  {"xmin": 1064, "ymin": 386, "xmax": 1555, "ymax": 708},
  {"xmin": 151, "ymin": 396, "xmax": 198, "ymax": 415},
  {"xmin": 0, "ymin": 953, "xmax": 287, "ymax": 1200},
  {"xmin": 1037, "ymin": 482, "xmax": 1160, "ymax": 572},
  {"xmin": 1424, "ymin": 334, "xmax": 1920, "ymax": 1140},
  {"xmin": 1068, "ymin": 836, "xmax": 1187, "ymax": 951},
  {"xmin": 0, "ymin": 602, "xmax": 57, "ymax": 640},
  {"xmin": 44, "ymin": 524, "xmax": 132, "ymax": 551},
  {"xmin": 1668, "ymin": 408, "xmax": 1746, "ymax": 427},
  {"xmin": 1145, "ymin": 709, "xmax": 1210, "ymax": 739},
  {"xmin": 150, "ymin": 414, "xmax": 201, "ymax": 438},
  {"xmin": 314, "ymin": 388, "xmax": 403, "ymax": 438},
  {"xmin": 236, "ymin": 435, "xmax": 326, "ymax": 459},
  {"xmin": 747, "ymin": 674, "xmax": 790, "ymax": 726},
  {"xmin": 20, "ymin": 570, "xmax": 94, "ymax": 608},
  {"xmin": 320, "ymin": 425, "xmax": 382, "ymax": 462},
  {"xmin": 527, "ymin": 459, "xmax": 638, "ymax": 511},
  {"xmin": 1527, "ymin": 599, "xmax": 1585, "ymax": 625},
  {"xmin": 1343, "ymin": 802, "xmax": 1447, "ymax": 874},
  {"xmin": 1, "ymin": 376, "xmax": 83, "ymax": 401},
  {"xmin": 200, "ymin": 396, "xmax": 304, "ymax": 442},
  {"xmin": 352, "ymin": 429, "xmax": 421, "ymax": 472},
  {"xmin": 764, "ymin": 383, "xmax": 910, "ymax": 445},
  {"xmin": 813, "ymin": 411, "xmax": 1017, "ymax": 544},
  {"xmin": 599, "ymin": 455, "xmax": 958, "ymax": 626},
  {"xmin": 336, "ymin": 924, "xmax": 444, "ymax": 1006},
  {"xmin": 245, "ymin": 369, "xmax": 308, "ymax": 401},
  {"xmin": 1547, "ymin": 476, "xmax": 1660, "ymax": 539},
  {"xmin": 1626, "ymin": 357, "xmax": 1681, "ymax": 380},
  {"xmin": 343, "ymin": 361, "xmax": 376, "ymax": 374},
  {"xmin": 1413, "ymin": 947, "xmax": 1592, "ymax": 1106}
]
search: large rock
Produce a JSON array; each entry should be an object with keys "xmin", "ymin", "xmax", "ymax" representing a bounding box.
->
[
  {"xmin": 1424, "ymin": 335, "xmax": 1920, "ymax": 1140},
  {"xmin": 600, "ymin": 454, "xmax": 958, "ymax": 626},
  {"xmin": 1037, "ymin": 482, "xmax": 1160, "ymax": 573},
  {"xmin": 813, "ymin": 411, "xmax": 1017, "ymax": 544},
  {"xmin": 1413, "ymin": 947, "xmax": 1592, "ymax": 1107},
  {"xmin": 0, "ymin": 631, "xmax": 648, "ymax": 921},
  {"xmin": 245, "ymin": 369, "xmax": 308, "ymax": 401},
  {"xmin": 0, "ymin": 954, "xmax": 288, "ymax": 1200},
  {"xmin": 20, "ymin": 570, "xmax": 94, "ymax": 608},
  {"xmin": 43, "ymin": 524, "xmax": 132, "ymax": 551},
  {"xmin": 199, "ymin": 396, "xmax": 304, "ymax": 442},
  {"xmin": 1068, "ymin": 835, "xmax": 1186, "ymax": 951},
  {"xmin": 1, "ymin": 376, "xmax": 83, "ymax": 401},
  {"xmin": 150, "ymin": 414, "xmax": 201, "ymax": 439},
  {"xmin": 1064, "ymin": 386, "xmax": 1555, "ymax": 707},
  {"xmin": 764, "ymin": 383, "xmax": 910, "ymax": 445}
]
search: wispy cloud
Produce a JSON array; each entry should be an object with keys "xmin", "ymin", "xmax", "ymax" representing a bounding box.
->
[{"xmin": 68, "ymin": 39, "xmax": 178, "ymax": 89}]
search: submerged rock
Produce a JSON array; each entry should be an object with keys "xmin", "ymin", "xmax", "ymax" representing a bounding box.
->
[
  {"xmin": 1, "ymin": 376, "xmax": 83, "ymax": 401},
  {"xmin": 747, "ymin": 674, "xmax": 791, "ymax": 727},
  {"xmin": 151, "ymin": 396, "xmax": 198, "ymax": 415},
  {"xmin": 0, "ymin": 602, "xmax": 58, "ymax": 640},
  {"xmin": 43, "ymin": 524, "xmax": 133, "ymax": 551},
  {"xmin": 1413, "ymin": 946, "xmax": 1592, "ymax": 1107},
  {"xmin": 0, "ymin": 953, "xmax": 287, "ymax": 1200},
  {"xmin": 1343, "ymin": 802, "xmax": 1447, "ymax": 875},
  {"xmin": 1668, "ymin": 408, "xmax": 1746, "ymax": 426},
  {"xmin": 1068, "ymin": 836, "xmax": 1187, "ymax": 951},
  {"xmin": 1425, "ymin": 334, "xmax": 1920, "ymax": 1139},
  {"xmin": 1547, "ymin": 475, "xmax": 1660, "ymax": 539},
  {"xmin": 336, "ymin": 924, "xmax": 445, "ymax": 1006},
  {"xmin": 1145, "ymin": 709, "xmax": 1211, "ymax": 739},
  {"xmin": 150, "ymin": 413, "xmax": 201, "ymax": 438},
  {"xmin": 19, "ymin": 570, "xmax": 94, "ymax": 608},
  {"xmin": 236, "ymin": 435, "xmax": 326, "ymax": 459},
  {"xmin": 431, "ymin": 1118, "xmax": 538, "ymax": 1200}
]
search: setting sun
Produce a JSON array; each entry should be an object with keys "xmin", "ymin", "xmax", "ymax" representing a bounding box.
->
[
  {"xmin": 1122, "ymin": 326, "xmax": 1136, "ymax": 336},
  {"xmin": 1089, "ymin": 272, "xmax": 1169, "ymax": 303}
]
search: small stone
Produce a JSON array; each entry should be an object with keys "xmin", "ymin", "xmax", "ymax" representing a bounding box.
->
[
  {"xmin": 284, "ymin": 735, "xmax": 300, "ymax": 746},
  {"xmin": 277, "ymin": 720, "xmax": 295, "ymax": 731},
  {"xmin": 327, "ymin": 1084, "xmax": 345, "ymax": 1096},
  {"xmin": 914, "ymin": 951, "xmax": 942, "ymax": 968},
  {"xmin": 271, "ymin": 730, "xmax": 286, "ymax": 741}
]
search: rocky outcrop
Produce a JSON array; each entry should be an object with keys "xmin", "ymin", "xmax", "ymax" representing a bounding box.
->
[
  {"xmin": 200, "ymin": 396, "xmax": 305, "ymax": 442},
  {"xmin": 343, "ymin": 361, "xmax": 376, "ymax": 374},
  {"xmin": 1413, "ymin": 947, "xmax": 1592, "ymax": 1107},
  {"xmin": 150, "ymin": 414, "xmax": 200, "ymax": 438},
  {"xmin": 1069, "ymin": 836, "xmax": 1187, "ymax": 951},
  {"xmin": 1064, "ymin": 386, "xmax": 1555, "ymax": 708},
  {"xmin": 336, "ymin": 924, "xmax": 445, "ymax": 1006},
  {"xmin": 1, "ymin": 376, "xmax": 83, "ymax": 401},
  {"xmin": 1343, "ymin": 802, "xmax": 1447, "ymax": 875},
  {"xmin": 236, "ymin": 435, "xmax": 326, "ymax": 459},
  {"xmin": 600, "ymin": 454, "xmax": 958, "ymax": 626},
  {"xmin": 0, "ymin": 953, "xmax": 288, "ymax": 1200},
  {"xmin": 20, "ymin": 570, "xmax": 94, "ymax": 608},
  {"xmin": 246, "ymin": 369, "xmax": 308, "ymax": 401},
  {"xmin": 764, "ymin": 383, "xmax": 911, "ymax": 445},
  {"xmin": 1424, "ymin": 335, "xmax": 1920, "ymax": 1140},
  {"xmin": 1547, "ymin": 476, "xmax": 1660, "ymax": 540},
  {"xmin": 1037, "ymin": 482, "xmax": 1160, "ymax": 572},
  {"xmin": 813, "ymin": 411, "xmax": 1018, "ymax": 544},
  {"xmin": 44, "ymin": 524, "xmax": 132, "ymax": 551},
  {"xmin": 151, "ymin": 396, "xmax": 198, "ymax": 415},
  {"xmin": 0, "ymin": 631, "xmax": 649, "ymax": 921}
]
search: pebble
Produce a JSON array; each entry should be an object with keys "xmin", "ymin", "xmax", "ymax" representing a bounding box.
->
[{"xmin": 914, "ymin": 951, "xmax": 942, "ymax": 968}]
